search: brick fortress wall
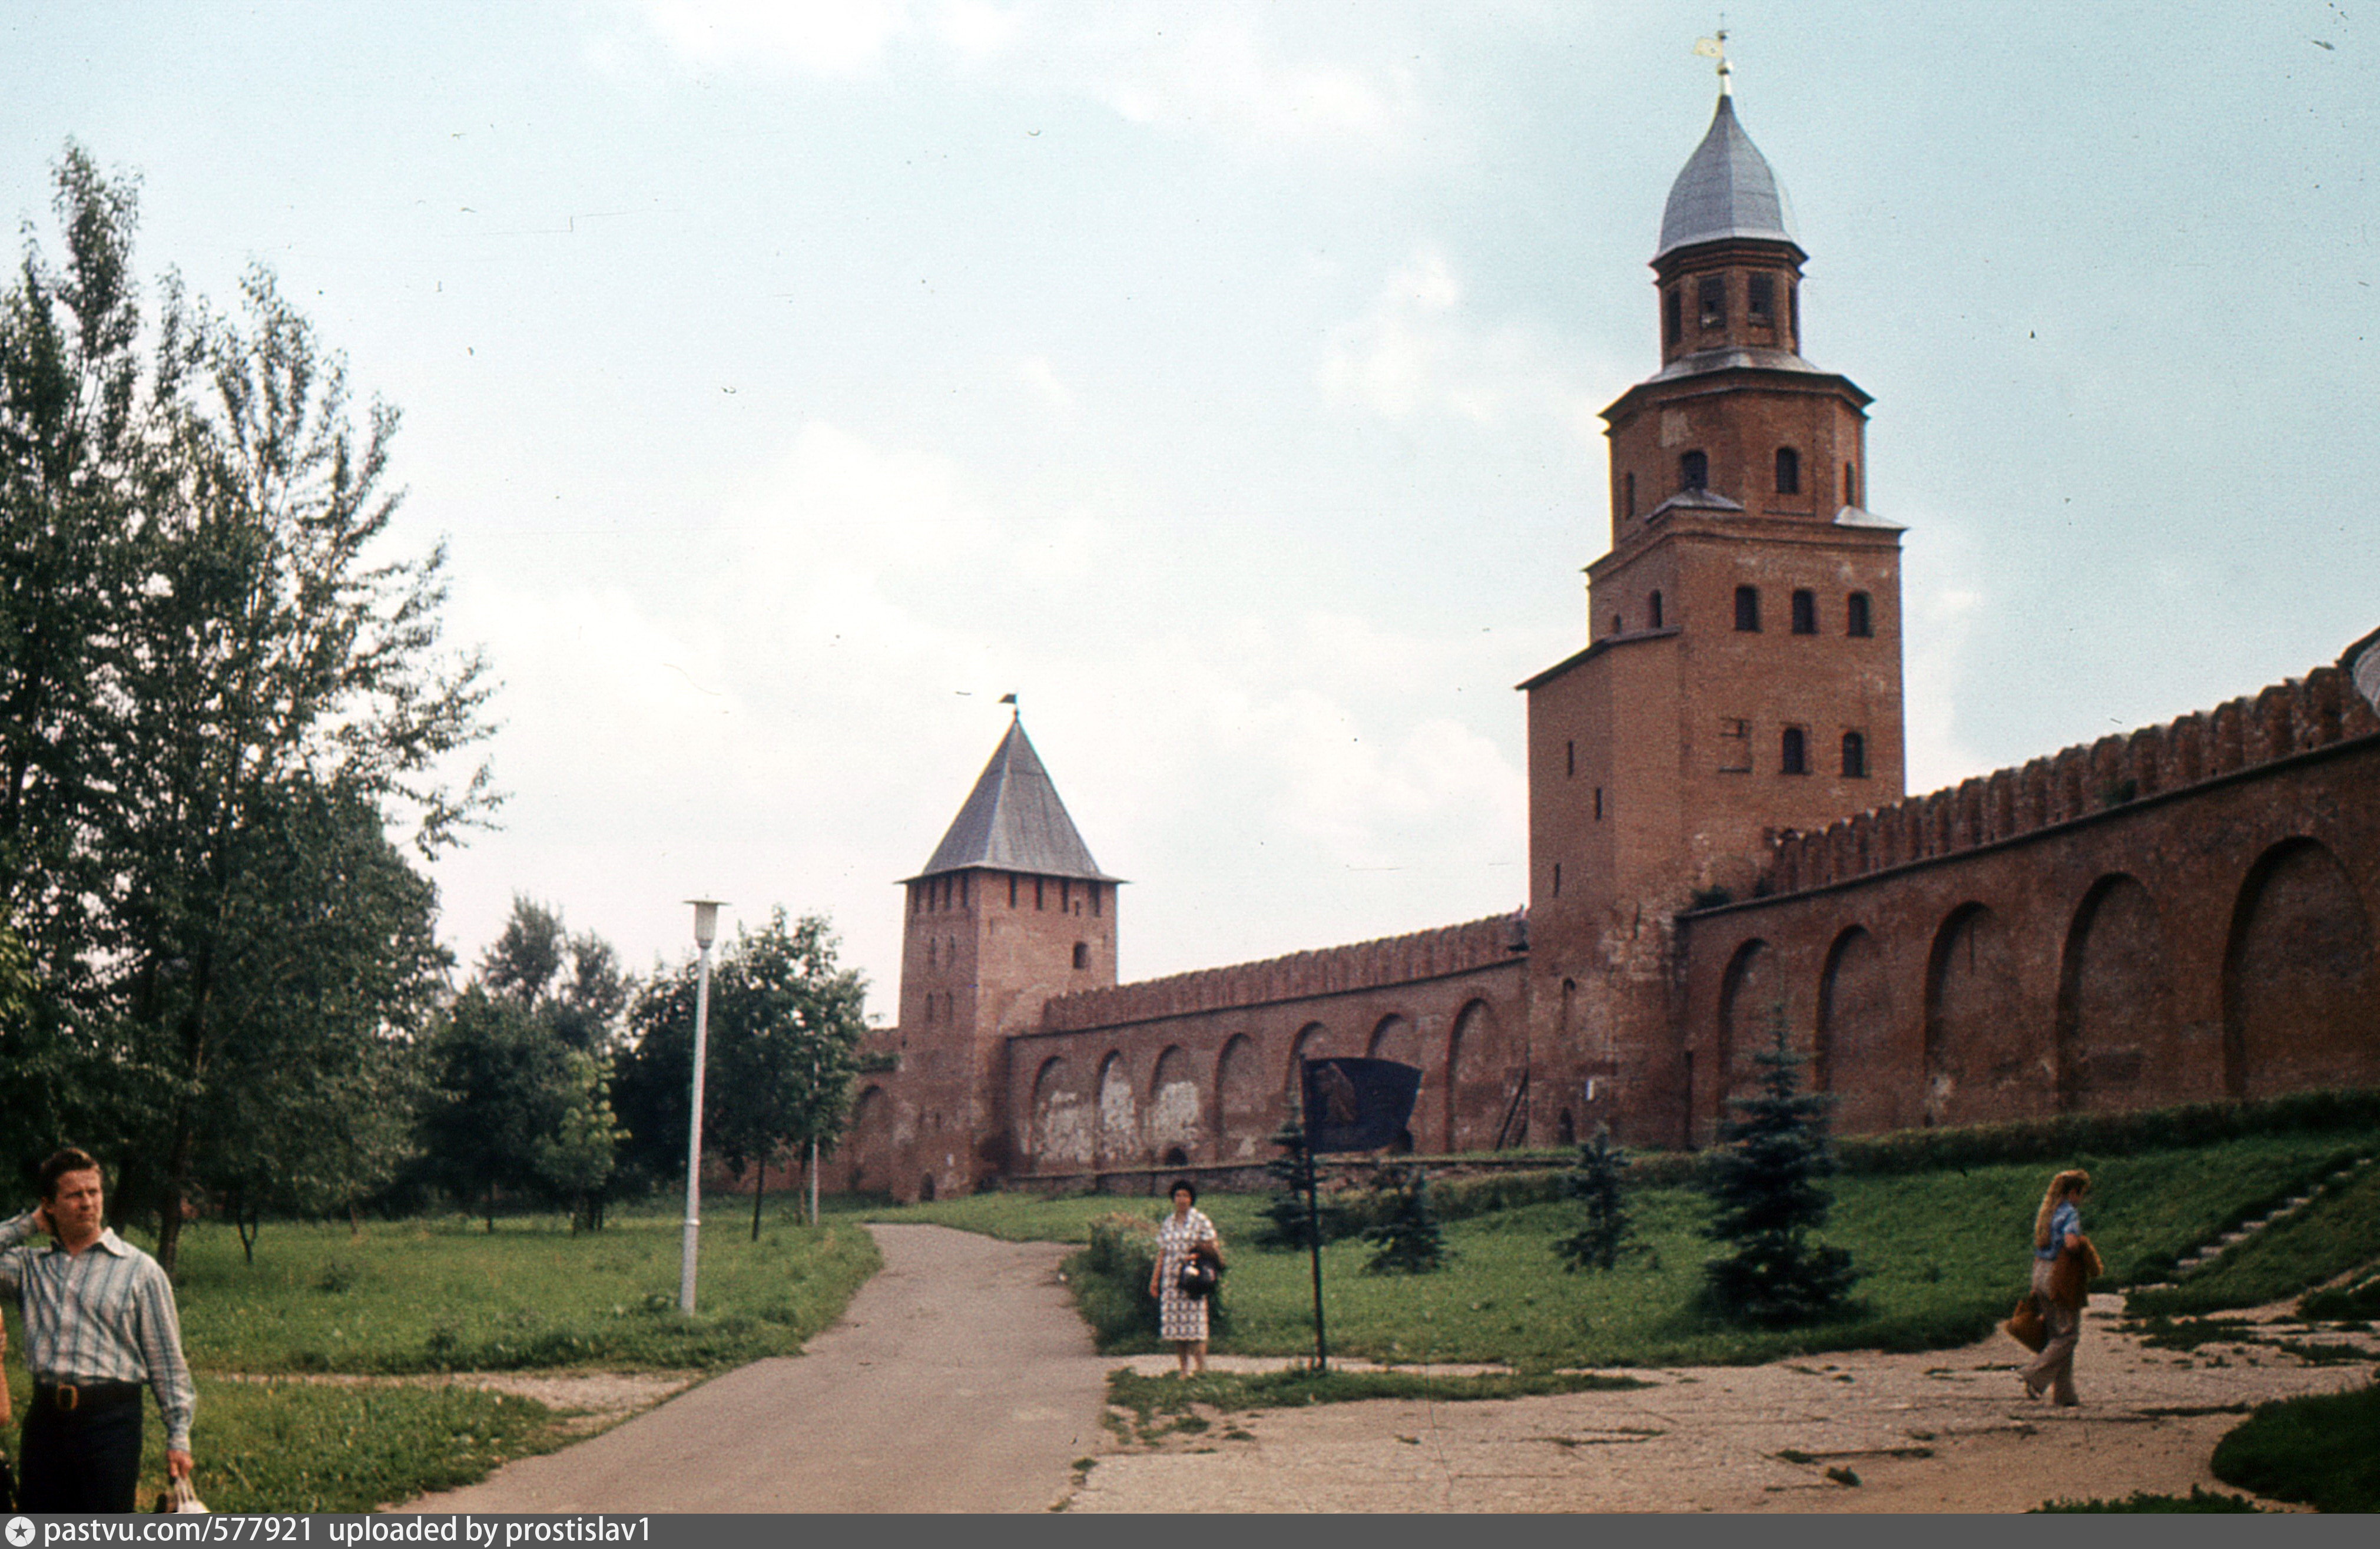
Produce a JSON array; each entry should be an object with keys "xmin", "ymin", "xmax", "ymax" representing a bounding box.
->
[
  {"xmin": 1005, "ymin": 912, "xmax": 1529, "ymax": 1181},
  {"xmin": 1671, "ymin": 662, "xmax": 2380, "ymax": 1144}
]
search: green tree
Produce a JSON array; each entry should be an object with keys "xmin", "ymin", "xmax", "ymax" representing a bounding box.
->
[
  {"xmin": 185, "ymin": 783, "xmax": 444, "ymax": 1260},
  {"xmin": 1360, "ymin": 1164, "xmax": 1449, "ymax": 1275},
  {"xmin": 420, "ymin": 988, "xmax": 579, "ymax": 1230},
  {"xmin": 1554, "ymin": 1127, "xmax": 1642, "ymax": 1273},
  {"xmin": 0, "ymin": 146, "xmax": 180, "ymax": 1176},
  {"xmin": 1699, "ymin": 1007, "xmax": 1858, "ymax": 1326},
  {"xmin": 478, "ymin": 896, "xmax": 628, "ymax": 1054},
  {"xmin": 1255, "ymin": 1118, "xmax": 1334, "ymax": 1250},
  {"xmin": 616, "ymin": 910, "xmax": 867, "ymax": 1236},
  {"xmin": 0, "ymin": 147, "xmax": 493, "ymax": 1267}
]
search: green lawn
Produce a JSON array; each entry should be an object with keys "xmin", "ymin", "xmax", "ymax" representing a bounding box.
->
[
  {"xmin": 875, "ymin": 1133, "xmax": 2371, "ymax": 1369},
  {"xmin": 155, "ymin": 1200, "xmax": 880, "ymax": 1374},
  {"xmin": 4, "ymin": 1194, "xmax": 880, "ymax": 1510}
]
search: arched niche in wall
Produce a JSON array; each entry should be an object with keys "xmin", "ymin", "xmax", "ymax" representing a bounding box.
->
[
  {"xmin": 1716, "ymin": 938, "xmax": 1777, "ymax": 1113},
  {"xmin": 2056, "ymin": 874, "xmax": 2197, "ymax": 1113},
  {"xmin": 1147, "ymin": 1045, "xmax": 1201, "ymax": 1162},
  {"xmin": 1095, "ymin": 1051, "xmax": 1139, "ymax": 1167},
  {"xmin": 1285, "ymin": 1022, "xmax": 1331, "ymax": 1105},
  {"xmin": 844, "ymin": 1085, "xmax": 893, "ymax": 1194},
  {"xmin": 1924, "ymin": 902, "xmax": 2043, "ymax": 1127},
  {"xmin": 2223, "ymin": 839, "xmax": 2378, "ymax": 1098},
  {"xmin": 1445, "ymin": 999, "xmax": 1507, "ymax": 1154},
  {"xmin": 1366, "ymin": 1015, "xmax": 1422, "ymax": 1151},
  {"xmin": 1817, "ymin": 925, "xmax": 1908, "ymax": 1134},
  {"xmin": 1029, "ymin": 1054, "xmax": 1092, "ymax": 1170},
  {"xmin": 1215, "ymin": 1034, "xmax": 1267, "ymax": 1160}
]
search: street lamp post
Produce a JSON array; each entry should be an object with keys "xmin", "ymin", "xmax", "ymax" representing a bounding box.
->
[{"xmin": 679, "ymin": 899, "xmax": 723, "ymax": 1314}]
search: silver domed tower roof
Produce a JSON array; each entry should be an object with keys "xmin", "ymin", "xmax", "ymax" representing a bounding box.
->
[{"xmin": 1656, "ymin": 95, "xmax": 1799, "ymax": 259}]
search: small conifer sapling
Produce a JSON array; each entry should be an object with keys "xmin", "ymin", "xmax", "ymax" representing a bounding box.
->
[
  {"xmin": 1555, "ymin": 1126, "xmax": 1640, "ymax": 1272},
  {"xmin": 1700, "ymin": 1007, "xmax": 1858, "ymax": 1325}
]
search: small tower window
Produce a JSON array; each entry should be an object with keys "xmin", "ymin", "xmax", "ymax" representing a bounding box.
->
[
  {"xmin": 1734, "ymin": 585, "xmax": 1761, "ymax": 633},
  {"xmin": 1844, "ymin": 461, "xmax": 1859, "ymax": 506},
  {"xmin": 1609, "ymin": 614, "xmax": 1623, "ymax": 637},
  {"xmin": 1663, "ymin": 287, "xmax": 1682, "ymax": 346},
  {"xmin": 1841, "ymin": 730, "xmax": 1868, "ymax": 779},
  {"xmin": 1624, "ymin": 471, "xmax": 1636, "ymax": 518},
  {"xmin": 1718, "ymin": 717, "xmax": 1752, "ymax": 772},
  {"xmin": 1748, "ymin": 272, "xmax": 1775, "ymax": 324},
  {"xmin": 1552, "ymin": 862, "xmax": 1562, "ymax": 897},
  {"xmin": 1774, "ymin": 446, "xmax": 1800, "ymax": 494},
  {"xmin": 1594, "ymin": 786, "xmax": 1605, "ymax": 820},
  {"xmin": 1847, "ymin": 591, "xmax": 1872, "ymax": 637},
  {"xmin": 1072, "ymin": 942, "xmax": 1089, "ymax": 969},
  {"xmin": 1090, "ymin": 882, "xmax": 1102, "ymax": 918},
  {"xmin": 1788, "ymin": 284, "xmax": 1799, "ymax": 349},
  {"xmin": 1008, "ymin": 874, "xmax": 1018, "ymax": 908},
  {"xmin": 1791, "ymin": 588, "xmax": 1817, "ymax": 635},
  {"xmin": 1781, "ymin": 726, "xmax": 1809, "ymax": 776},
  {"xmin": 1566, "ymin": 739, "xmax": 1575, "ymax": 777},
  {"xmin": 1698, "ymin": 273, "xmax": 1726, "ymax": 329},
  {"xmin": 1680, "ymin": 450, "xmax": 1708, "ymax": 491},
  {"xmin": 1034, "ymin": 877, "xmax": 1045, "ymax": 910},
  {"xmin": 1648, "ymin": 590, "xmax": 1664, "ymax": 628}
]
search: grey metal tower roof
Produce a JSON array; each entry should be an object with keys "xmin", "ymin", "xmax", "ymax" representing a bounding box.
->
[
  {"xmin": 1657, "ymin": 94, "xmax": 1800, "ymax": 259},
  {"xmin": 909, "ymin": 718, "xmax": 1119, "ymax": 883}
]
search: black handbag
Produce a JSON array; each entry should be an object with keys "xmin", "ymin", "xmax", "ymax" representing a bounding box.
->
[{"xmin": 1177, "ymin": 1245, "xmax": 1222, "ymax": 1298}]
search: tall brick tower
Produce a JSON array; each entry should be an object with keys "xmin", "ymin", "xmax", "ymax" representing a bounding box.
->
[
  {"xmin": 1520, "ymin": 84, "xmax": 1907, "ymax": 1146},
  {"xmin": 892, "ymin": 714, "xmax": 1119, "ymax": 1195}
]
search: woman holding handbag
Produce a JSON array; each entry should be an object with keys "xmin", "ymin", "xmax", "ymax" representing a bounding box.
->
[
  {"xmin": 1147, "ymin": 1180, "xmax": 1222, "ymax": 1378},
  {"xmin": 2021, "ymin": 1169, "xmax": 2097, "ymax": 1405}
]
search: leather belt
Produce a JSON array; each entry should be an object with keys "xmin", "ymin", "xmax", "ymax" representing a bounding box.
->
[{"xmin": 34, "ymin": 1381, "xmax": 141, "ymax": 1416}]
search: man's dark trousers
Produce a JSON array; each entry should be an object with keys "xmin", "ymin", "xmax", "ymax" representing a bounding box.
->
[{"xmin": 19, "ymin": 1388, "xmax": 142, "ymax": 1513}]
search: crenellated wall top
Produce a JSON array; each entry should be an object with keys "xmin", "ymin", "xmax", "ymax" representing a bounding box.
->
[
  {"xmin": 1758, "ymin": 656, "xmax": 2380, "ymax": 900},
  {"xmin": 1037, "ymin": 910, "xmax": 1527, "ymax": 1034}
]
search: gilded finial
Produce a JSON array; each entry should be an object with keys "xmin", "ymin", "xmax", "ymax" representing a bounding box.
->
[{"xmin": 1692, "ymin": 26, "xmax": 1732, "ymax": 97}]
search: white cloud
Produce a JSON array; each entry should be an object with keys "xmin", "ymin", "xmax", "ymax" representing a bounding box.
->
[
  {"xmin": 1320, "ymin": 248, "xmax": 1602, "ymax": 431},
  {"xmin": 632, "ymin": 0, "xmax": 921, "ymax": 75},
  {"xmin": 438, "ymin": 418, "xmax": 1529, "ymax": 1012},
  {"xmin": 1083, "ymin": 9, "xmax": 1413, "ymax": 147},
  {"xmin": 622, "ymin": 0, "xmax": 1420, "ymax": 150},
  {"xmin": 1018, "ymin": 354, "xmax": 1076, "ymax": 413}
]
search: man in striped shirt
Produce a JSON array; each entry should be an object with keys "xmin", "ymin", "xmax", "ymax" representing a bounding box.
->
[{"xmin": 0, "ymin": 1148, "xmax": 196, "ymax": 1512}]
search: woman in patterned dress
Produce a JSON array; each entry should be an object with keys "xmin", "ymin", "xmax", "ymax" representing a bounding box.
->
[{"xmin": 1147, "ymin": 1180, "xmax": 1222, "ymax": 1376}]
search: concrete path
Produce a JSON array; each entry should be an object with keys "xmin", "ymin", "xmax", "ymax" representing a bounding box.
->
[{"xmin": 400, "ymin": 1224, "xmax": 1109, "ymax": 1514}]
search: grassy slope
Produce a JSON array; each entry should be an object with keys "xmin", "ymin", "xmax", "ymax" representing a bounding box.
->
[
  {"xmin": 3, "ymin": 1196, "xmax": 881, "ymax": 1510},
  {"xmin": 873, "ymin": 1133, "xmax": 2368, "ymax": 1367},
  {"xmin": 2128, "ymin": 1160, "xmax": 2380, "ymax": 1317}
]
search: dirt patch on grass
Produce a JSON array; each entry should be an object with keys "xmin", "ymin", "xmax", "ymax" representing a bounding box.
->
[
  {"xmin": 1065, "ymin": 1295, "xmax": 2376, "ymax": 1512},
  {"xmin": 215, "ymin": 1371, "xmax": 700, "ymax": 1434}
]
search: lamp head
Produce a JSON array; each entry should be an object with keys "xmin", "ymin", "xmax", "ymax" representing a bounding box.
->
[{"xmin": 687, "ymin": 899, "xmax": 724, "ymax": 948}]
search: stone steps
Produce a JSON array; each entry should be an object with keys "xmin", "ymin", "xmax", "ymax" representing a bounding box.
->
[{"xmin": 2163, "ymin": 1154, "xmax": 2373, "ymax": 1278}]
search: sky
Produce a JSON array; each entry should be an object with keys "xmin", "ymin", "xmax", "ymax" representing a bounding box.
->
[{"xmin": 4, "ymin": 2, "xmax": 2375, "ymax": 1022}]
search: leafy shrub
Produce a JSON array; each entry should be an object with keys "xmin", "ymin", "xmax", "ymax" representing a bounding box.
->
[
  {"xmin": 2298, "ymin": 1273, "xmax": 2380, "ymax": 1322},
  {"xmin": 2212, "ymin": 1380, "xmax": 2380, "ymax": 1513}
]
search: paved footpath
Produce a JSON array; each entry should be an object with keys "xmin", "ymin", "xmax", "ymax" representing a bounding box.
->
[{"xmin": 400, "ymin": 1224, "xmax": 1109, "ymax": 1514}]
